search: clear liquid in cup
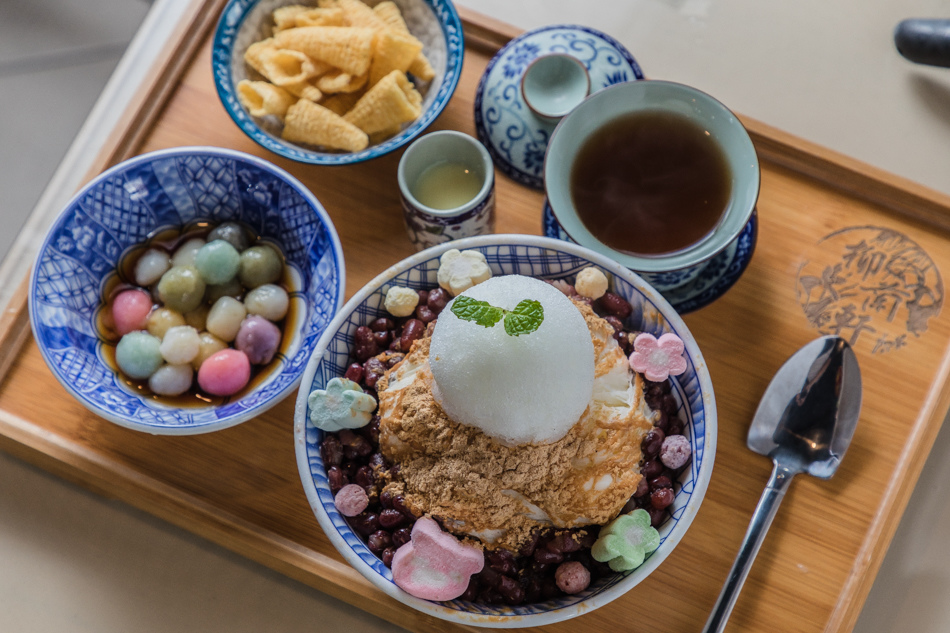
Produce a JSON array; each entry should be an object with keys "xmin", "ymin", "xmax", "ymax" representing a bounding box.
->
[{"xmin": 412, "ymin": 161, "xmax": 483, "ymax": 210}]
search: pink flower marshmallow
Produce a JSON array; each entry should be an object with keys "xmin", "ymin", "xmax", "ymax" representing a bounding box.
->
[
  {"xmin": 391, "ymin": 517, "xmax": 484, "ymax": 601},
  {"xmin": 629, "ymin": 333, "xmax": 688, "ymax": 382}
]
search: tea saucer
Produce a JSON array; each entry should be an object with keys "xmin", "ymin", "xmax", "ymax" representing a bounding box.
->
[
  {"xmin": 542, "ymin": 199, "xmax": 758, "ymax": 314},
  {"xmin": 474, "ymin": 25, "xmax": 644, "ymax": 190}
]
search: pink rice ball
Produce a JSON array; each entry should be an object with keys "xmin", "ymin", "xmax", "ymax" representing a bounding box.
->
[
  {"xmin": 197, "ymin": 348, "xmax": 250, "ymax": 396},
  {"xmin": 334, "ymin": 484, "xmax": 369, "ymax": 517},
  {"xmin": 112, "ymin": 289, "xmax": 152, "ymax": 335},
  {"xmin": 555, "ymin": 561, "xmax": 591, "ymax": 594},
  {"xmin": 660, "ymin": 434, "xmax": 692, "ymax": 470}
]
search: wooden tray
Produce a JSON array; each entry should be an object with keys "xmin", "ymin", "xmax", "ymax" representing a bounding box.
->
[{"xmin": 4, "ymin": 2, "xmax": 950, "ymax": 631}]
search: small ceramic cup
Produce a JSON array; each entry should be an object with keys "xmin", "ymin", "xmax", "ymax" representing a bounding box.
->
[
  {"xmin": 397, "ymin": 130, "xmax": 495, "ymax": 251},
  {"xmin": 521, "ymin": 53, "xmax": 591, "ymax": 121},
  {"xmin": 544, "ymin": 80, "xmax": 760, "ymax": 292}
]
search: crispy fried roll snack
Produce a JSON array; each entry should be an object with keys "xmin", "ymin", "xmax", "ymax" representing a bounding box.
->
[
  {"xmin": 372, "ymin": 1, "xmax": 436, "ymax": 81},
  {"xmin": 294, "ymin": 7, "xmax": 345, "ymax": 27},
  {"xmin": 282, "ymin": 79, "xmax": 324, "ymax": 102},
  {"xmin": 273, "ymin": 5, "xmax": 311, "ymax": 32},
  {"xmin": 237, "ymin": 80, "xmax": 295, "ymax": 119},
  {"xmin": 369, "ymin": 29, "xmax": 423, "ymax": 87},
  {"xmin": 282, "ymin": 99, "xmax": 369, "ymax": 151},
  {"xmin": 320, "ymin": 90, "xmax": 364, "ymax": 116},
  {"xmin": 274, "ymin": 26, "xmax": 374, "ymax": 76},
  {"xmin": 317, "ymin": 69, "xmax": 368, "ymax": 93},
  {"xmin": 344, "ymin": 70, "xmax": 422, "ymax": 134}
]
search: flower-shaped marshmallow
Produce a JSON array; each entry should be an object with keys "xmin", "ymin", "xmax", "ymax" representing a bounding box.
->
[
  {"xmin": 308, "ymin": 377, "xmax": 377, "ymax": 432},
  {"xmin": 384, "ymin": 285, "xmax": 420, "ymax": 317},
  {"xmin": 436, "ymin": 249, "xmax": 492, "ymax": 296},
  {"xmin": 391, "ymin": 517, "xmax": 484, "ymax": 601},
  {"xmin": 629, "ymin": 332, "xmax": 688, "ymax": 382},
  {"xmin": 591, "ymin": 509, "xmax": 660, "ymax": 572}
]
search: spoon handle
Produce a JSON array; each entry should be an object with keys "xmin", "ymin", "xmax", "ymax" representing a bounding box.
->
[{"xmin": 702, "ymin": 463, "xmax": 796, "ymax": 633}]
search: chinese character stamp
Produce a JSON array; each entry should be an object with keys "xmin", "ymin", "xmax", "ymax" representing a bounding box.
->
[{"xmin": 796, "ymin": 226, "xmax": 942, "ymax": 353}]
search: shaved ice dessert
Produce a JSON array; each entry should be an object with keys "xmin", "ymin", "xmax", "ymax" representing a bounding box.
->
[{"xmin": 311, "ymin": 250, "xmax": 691, "ymax": 605}]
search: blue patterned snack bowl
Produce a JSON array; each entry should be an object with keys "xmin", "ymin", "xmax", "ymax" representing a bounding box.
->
[
  {"xmin": 294, "ymin": 234, "xmax": 716, "ymax": 627},
  {"xmin": 212, "ymin": 0, "xmax": 464, "ymax": 165},
  {"xmin": 29, "ymin": 147, "xmax": 345, "ymax": 435}
]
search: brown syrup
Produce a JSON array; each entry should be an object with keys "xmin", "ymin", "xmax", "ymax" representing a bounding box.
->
[
  {"xmin": 97, "ymin": 222, "xmax": 301, "ymax": 406},
  {"xmin": 570, "ymin": 110, "xmax": 732, "ymax": 256}
]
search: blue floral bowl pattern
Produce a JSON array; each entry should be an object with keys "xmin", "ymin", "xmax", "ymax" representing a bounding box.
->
[
  {"xmin": 294, "ymin": 235, "xmax": 716, "ymax": 627},
  {"xmin": 29, "ymin": 147, "xmax": 345, "ymax": 434},
  {"xmin": 543, "ymin": 199, "xmax": 757, "ymax": 314},
  {"xmin": 474, "ymin": 25, "xmax": 644, "ymax": 190},
  {"xmin": 212, "ymin": 0, "xmax": 464, "ymax": 165}
]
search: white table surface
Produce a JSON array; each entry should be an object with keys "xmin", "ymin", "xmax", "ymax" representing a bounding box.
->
[{"xmin": 4, "ymin": 0, "xmax": 950, "ymax": 631}]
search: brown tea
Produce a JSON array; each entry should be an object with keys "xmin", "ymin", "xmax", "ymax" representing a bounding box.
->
[{"xmin": 570, "ymin": 110, "xmax": 732, "ymax": 256}]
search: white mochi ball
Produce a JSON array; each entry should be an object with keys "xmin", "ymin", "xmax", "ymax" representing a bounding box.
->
[{"xmin": 429, "ymin": 275, "xmax": 595, "ymax": 445}]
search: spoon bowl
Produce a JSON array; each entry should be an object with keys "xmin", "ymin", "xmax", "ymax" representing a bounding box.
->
[{"xmin": 703, "ymin": 335, "xmax": 862, "ymax": 633}]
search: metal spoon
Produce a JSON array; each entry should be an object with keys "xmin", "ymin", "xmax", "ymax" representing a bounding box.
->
[{"xmin": 702, "ymin": 335, "xmax": 862, "ymax": 633}]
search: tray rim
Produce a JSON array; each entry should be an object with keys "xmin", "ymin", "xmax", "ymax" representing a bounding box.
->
[{"xmin": 2, "ymin": 2, "xmax": 950, "ymax": 632}]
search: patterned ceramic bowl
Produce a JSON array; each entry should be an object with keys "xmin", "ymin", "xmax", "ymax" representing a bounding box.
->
[
  {"xmin": 29, "ymin": 147, "xmax": 345, "ymax": 434},
  {"xmin": 212, "ymin": 0, "xmax": 464, "ymax": 165},
  {"xmin": 293, "ymin": 234, "xmax": 716, "ymax": 627}
]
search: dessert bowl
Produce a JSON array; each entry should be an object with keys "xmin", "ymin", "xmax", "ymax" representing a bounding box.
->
[
  {"xmin": 293, "ymin": 234, "xmax": 716, "ymax": 626},
  {"xmin": 28, "ymin": 146, "xmax": 345, "ymax": 434},
  {"xmin": 212, "ymin": 0, "xmax": 464, "ymax": 165}
]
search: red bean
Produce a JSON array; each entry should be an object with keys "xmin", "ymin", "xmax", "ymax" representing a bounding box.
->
[
  {"xmin": 373, "ymin": 330, "xmax": 391, "ymax": 347},
  {"xmin": 381, "ymin": 547, "xmax": 396, "ymax": 568},
  {"xmin": 459, "ymin": 577, "xmax": 480, "ymax": 602},
  {"xmin": 320, "ymin": 434, "xmax": 343, "ymax": 466},
  {"xmin": 519, "ymin": 530, "xmax": 541, "ymax": 557},
  {"xmin": 498, "ymin": 575, "xmax": 524, "ymax": 605},
  {"xmin": 354, "ymin": 325, "xmax": 375, "ymax": 345},
  {"xmin": 604, "ymin": 315, "xmax": 624, "ymax": 332},
  {"xmin": 379, "ymin": 508, "xmax": 406, "ymax": 529},
  {"xmin": 354, "ymin": 341, "xmax": 379, "ymax": 362},
  {"xmin": 416, "ymin": 289, "xmax": 428, "ymax": 304},
  {"xmin": 370, "ymin": 317, "xmax": 394, "ymax": 332},
  {"xmin": 400, "ymin": 319, "xmax": 424, "ymax": 351},
  {"xmin": 655, "ymin": 409, "xmax": 670, "ymax": 433},
  {"xmin": 362, "ymin": 357, "xmax": 386, "ymax": 388},
  {"xmin": 488, "ymin": 549, "xmax": 517, "ymax": 576},
  {"xmin": 392, "ymin": 494, "xmax": 415, "ymax": 520},
  {"xmin": 651, "ymin": 487, "xmax": 675, "ymax": 510},
  {"xmin": 534, "ymin": 548, "xmax": 563, "ymax": 565},
  {"xmin": 327, "ymin": 466, "xmax": 347, "ymax": 494},
  {"xmin": 392, "ymin": 527, "xmax": 411, "ymax": 548},
  {"xmin": 367, "ymin": 530, "xmax": 392, "ymax": 554},
  {"xmin": 661, "ymin": 393, "xmax": 678, "ymax": 415},
  {"xmin": 355, "ymin": 466, "xmax": 375, "ymax": 489},
  {"xmin": 343, "ymin": 363, "xmax": 364, "ymax": 383},
  {"xmin": 642, "ymin": 459, "xmax": 663, "ymax": 479},
  {"xmin": 384, "ymin": 353, "xmax": 404, "ymax": 368},
  {"xmin": 415, "ymin": 304, "xmax": 437, "ymax": 323},
  {"xmin": 478, "ymin": 565, "xmax": 502, "ymax": 589},
  {"xmin": 633, "ymin": 477, "xmax": 650, "ymax": 498},
  {"xmin": 349, "ymin": 511, "xmax": 379, "ymax": 536},
  {"xmin": 647, "ymin": 506, "xmax": 668, "ymax": 528},
  {"xmin": 379, "ymin": 490, "xmax": 393, "ymax": 509},
  {"xmin": 642, "ymin": 428, "xmax": 666, "ymax": 458},
  {"xmin": 650, "ymin": 475, "xmax": 673, "ymax": 490},
  {"xmin": 597, "ymin": 292, "xmax": 632, "ymax": 319},
  {"xmin": 427, "ymin": 288, "xmax": 449, "ymax": 313},
  {"xmin": 547, "ymin": 531, "xmax": 581, "ymax": 554},
  {"xmin": 368, "ymin": 452, "xmax": 386, "ymax": 470}
]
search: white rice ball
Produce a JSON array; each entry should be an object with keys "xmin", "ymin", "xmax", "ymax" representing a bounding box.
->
[
  {"xmin": 171, "ymin": 237, "xmax": 206, "ymax": 267},
  {"xmin": 245, "ymin": 284, "xmax": 289, "ymax": 321},
  {"xmin": 148, "ymin": 364, "xmax": 194, "ymax": 396},
  {"xmin": 429, "ymin": 275, "xmax": 595, "ymax": 445},
  {"xmin": 206, "ymin": 296, "xmax": 247, "ymax": 342},
  {"xmin": 134, "ymin": 248, "xmax": 171, "ymax": 286},
  {"xmin": 159, "ymin": 325, "xmax": 200, "ymax": 364}
]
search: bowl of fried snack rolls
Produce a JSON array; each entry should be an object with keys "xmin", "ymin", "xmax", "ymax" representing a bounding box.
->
[{"xmin": 213, "ymin": 0, "xmax": 464, "ymax": 164}]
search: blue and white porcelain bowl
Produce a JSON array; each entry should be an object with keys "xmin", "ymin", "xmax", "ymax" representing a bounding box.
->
[
  {"xmin": 474, "ymin": 25, "xmax": 643, "ymax": 190},
  {"xmin": 29, "ymin": 147, "xmax": 345, "ymax": 434},
  {"xmin": 212, "ymin": 0, "xmax": 464, "ymax": 165},
  {"xmin": 293, "ymin": 234, "xmax": 716, "ymax": 627}
]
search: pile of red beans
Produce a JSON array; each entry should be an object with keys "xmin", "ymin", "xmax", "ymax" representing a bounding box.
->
[{"xmin": 319, "ymin": 285, "xmax": 690, "ymax": 605}]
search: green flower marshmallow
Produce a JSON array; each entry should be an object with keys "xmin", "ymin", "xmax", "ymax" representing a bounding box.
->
[
  {"xmin": 308, "ymin": 377, "xmax": 377, "ymax": 432},
  {"xmin": 591, "ymin": 509, "xmax": 661, "ymax": 572}
]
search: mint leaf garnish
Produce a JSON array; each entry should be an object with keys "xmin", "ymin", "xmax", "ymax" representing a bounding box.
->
[
  {"xmin": 450, "ymin": 296, "xmax": 545, "ymax": 336},
  {"xmin": 451, "ymin": 296, "xmax": 505, "ymax": 327},
  {"xmin": 503, "ymin": 299, "xmax": 544, "ymax": 337}
]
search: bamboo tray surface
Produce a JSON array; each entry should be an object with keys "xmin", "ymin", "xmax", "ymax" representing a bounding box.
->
[{"xmin": 3, "ymin": 3, "xmax": 950, "ymax": 632}]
